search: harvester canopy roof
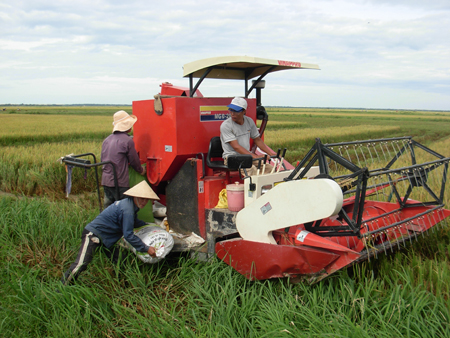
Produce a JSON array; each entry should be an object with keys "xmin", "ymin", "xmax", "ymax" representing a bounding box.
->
[{"xmin": 183, "ymin": 56, "xmax": 320, "ymax": 80}]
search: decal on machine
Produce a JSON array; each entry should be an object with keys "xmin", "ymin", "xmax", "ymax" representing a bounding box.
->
[
  {"xmin": 200, "ymin": 106, "xmax": 230, "ymax": 122},
  {"xmin": 278, "ymin": 60, "xmax": 302, "ymax": 68},
  {"xmin": 198, "ymin": 181, "xmax": 204, "ymax": 194},
  {"xmin": 260, "ymin": 202, "xmax": 272, "ymax": 215},
  {"xmin": 296, "ymin": 230, "xmax": 310, "ymax": 243},
  {"xmin": 165, "ymin": 145, "xmax": 172, "ymax": 152}
]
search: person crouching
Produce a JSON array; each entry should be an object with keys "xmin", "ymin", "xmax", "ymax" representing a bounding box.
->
[{"xmin": 61, "ymin": 181, "xmax": 160, "ymax": 286}]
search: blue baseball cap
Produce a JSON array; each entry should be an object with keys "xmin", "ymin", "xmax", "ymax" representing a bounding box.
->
[{"xmin": 227, "ymin": 97, "xmax": 247, "ymax": 112}]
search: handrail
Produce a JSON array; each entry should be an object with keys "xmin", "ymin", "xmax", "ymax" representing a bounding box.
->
[{"xmin": 61, "ymin": 153, "xmax": 119, "ymax": 213}]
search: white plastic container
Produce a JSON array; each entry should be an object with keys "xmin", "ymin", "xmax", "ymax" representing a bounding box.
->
[{"xmin": 226, "ymin": 182, "xmax": 245, "ymax": 212}]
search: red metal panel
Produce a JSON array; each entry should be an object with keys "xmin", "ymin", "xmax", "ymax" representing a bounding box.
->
[
  {"xmin": 204, "ymin": 176, "xmax": 227, "ymax": 209},
  {"xmin": 216, "ymin": 238, "xmax": 343, "ymax": 280},
  {"xmin": 160, "ymin": 82, "xmax": 203, "ymax": 97},
  {"xmin": 133, "ymin": 97, "xmax": 256, "ymax": 186},
  {"xmin": 216, "ymin": 237, "xmax": 363, "ymax": 281}
]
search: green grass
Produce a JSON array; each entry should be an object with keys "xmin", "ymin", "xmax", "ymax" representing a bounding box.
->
[
  {"xmin": 2, "ymin": 106, "xmax": 450, "ymax": 337},
  {"xmin": 1, "ymin": 196, "xmax": 450, "ymax": 337}
]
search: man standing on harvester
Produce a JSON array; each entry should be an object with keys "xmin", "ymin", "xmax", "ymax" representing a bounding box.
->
[
  {"xmin": 220, "ymin": 97, "xmax": 275, "ymax": 173},
  {"xmin": 61, "ymin": 181, "xmax": 159, "ymax": 286},
  {"xmin": 102, "ymin": 110, "xmax": 146, "ymax": 208}
]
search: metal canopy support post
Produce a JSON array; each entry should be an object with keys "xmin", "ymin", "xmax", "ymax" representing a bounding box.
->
[
  {"xmin": 244, "ymin": 76, "xmax": 248, "ymax": 98},
  {"xmin": 189, "ymin": 68, "xmax": 213, "ymax": 97},
  {"xmin": 245, "ymin": 66, "xmax": 275, "ymax": 98}
]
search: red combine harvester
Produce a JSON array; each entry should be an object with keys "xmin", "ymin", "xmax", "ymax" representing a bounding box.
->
[
  {"xmin": 130, "ymin": 56, "xmax": 450, "ymax": 282},
  {"xmin": 64, "ymin": 56, "xmax": 450, "ymax": 283}
]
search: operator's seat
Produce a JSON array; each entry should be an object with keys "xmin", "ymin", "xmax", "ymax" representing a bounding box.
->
[{"xmin": 206, "ymin": 136, "xmax": 228, "ymax": 170}]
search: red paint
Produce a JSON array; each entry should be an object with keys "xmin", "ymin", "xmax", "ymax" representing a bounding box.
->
[
  {"xmin": 133, "ymin": 96, "xmax": 257, "ymax": 186},
  {"xmin": 216, "ymin": 198, "xmax": 450, "ymax": 281},
  {"xmin": 216, "ymin": 238, "xmax": 342, "ymax": 280},
  {"xmin": 278, "ymin": 60, "xmax": 302, "ymax": 68}
]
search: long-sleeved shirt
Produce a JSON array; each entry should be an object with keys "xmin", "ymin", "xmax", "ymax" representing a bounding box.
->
[
  {"xmin": 101, "ymin": 132, "xmax": 143, "ymax": 187},
  {"xmin": 85, "ymin": 197, "xmax": 148, "ymax": 252}
]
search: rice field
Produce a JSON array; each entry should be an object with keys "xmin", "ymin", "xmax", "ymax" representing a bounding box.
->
[
  {"xmin": 0, "ymin": 114, "xmax": 111, "ymax": 146},
  {"xmin": 2, "ymin": 105, "xmax": 129, "ymax": 115},
  {"xmin": 2, "ymin": 106, "xmax": 448, "ymax": 198},
  {"xmin": 1, "ymin": 106, "xmax": 450, "ymax": 337},
  {"xmin": 267, "ymin": 107, "xmax": 450, "ymax": 120},
  {"xmin": 266, "ymin": 125, "xmax": 401, "ymax": 162},
  {"xmin": 0, "ymin": 140, "xmax": 102, "ymax": 197}
]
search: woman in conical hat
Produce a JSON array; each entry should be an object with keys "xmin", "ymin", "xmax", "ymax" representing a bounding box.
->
[
  {"xmin": 61, "ymin": 181, "xmax": 160, "ymax": 286},
  {"xmin": 123, "ymin": 180, "xmax": 159, "ymax": 208}
]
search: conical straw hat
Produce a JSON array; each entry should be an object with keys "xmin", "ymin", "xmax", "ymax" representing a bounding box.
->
[{"xmin": 124, "ymin": 181, "xmax": 159, "ymax": 200}]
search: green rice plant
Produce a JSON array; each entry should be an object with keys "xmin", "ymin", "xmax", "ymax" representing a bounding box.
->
[
  {"xmin": 266, "ymin": 125, "xmax": 400, "ymax": 148},
  {"xmin": 265, "ymin": 125, "xmax": 400, "ymax": 163},
  {"xmin": 2, "ymin": 107, "xmax": 450, "ymax": 337},
  {"xmin": 0, "ymin": 197, "xmax": 94, "ymax": 278},
  {"xmin": 257, "ymin": 121, "xmax": 308, "ymax": 130},
  {"xmin": 266, "ymin": 109, "xmax": 450, "ymax": 146},
  {"xmin": 2, "ymin": 105, "xmax": 130, "ymax": 116},
  {"xmin": 0, "ymin": 113, "xmax": 110, "ymax": 146},
  {"xmin": 266, "ymin": 107, "xmax": 450, "ymax": 121},
  {"xmin": 2, "ymin": 107, "xmax": 450, "ymax": 199},
  {"xmin": 1, "ymin": 196, "xmax": 449, "ymax": 338},
  {"xmin": 0, "ymin": 140, "xmax": 102, "ymax": 198}
]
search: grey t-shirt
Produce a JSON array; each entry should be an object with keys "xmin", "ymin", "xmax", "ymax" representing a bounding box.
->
[{"xmin": 220, "ymin": 116, "xmax": 260, "ymax": 159}]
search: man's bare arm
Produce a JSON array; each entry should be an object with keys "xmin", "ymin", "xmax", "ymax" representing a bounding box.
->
[
  {"xmin": 228, "ymin": 140, "xmax": 260, "ymax": 159},
  {"xmin": 253, "ymin": 137, "xmax": 276, "ymax": 156}
]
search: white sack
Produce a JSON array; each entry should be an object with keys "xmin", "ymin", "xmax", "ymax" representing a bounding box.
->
[
  {"xmin": 124, "ymin": 224, "xmax": 174, "ymax": 264},
  {"xmin": 153, "ymin": 201, "xmax": 167, "ymax": 218}
]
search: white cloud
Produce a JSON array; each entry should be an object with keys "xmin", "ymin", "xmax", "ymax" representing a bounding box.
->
[
  {"xmin": 0, "ymin": 38, "xmax": 66, "ymax": 51},
  {"xmin": 0, "ymin": 0, "xmax": 449, "ymax": 110}
]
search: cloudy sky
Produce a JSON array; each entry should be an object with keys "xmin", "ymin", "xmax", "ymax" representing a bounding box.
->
[{"xmin": 1, "ymin": 0, "xmax": 449, "ymax": 110}]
